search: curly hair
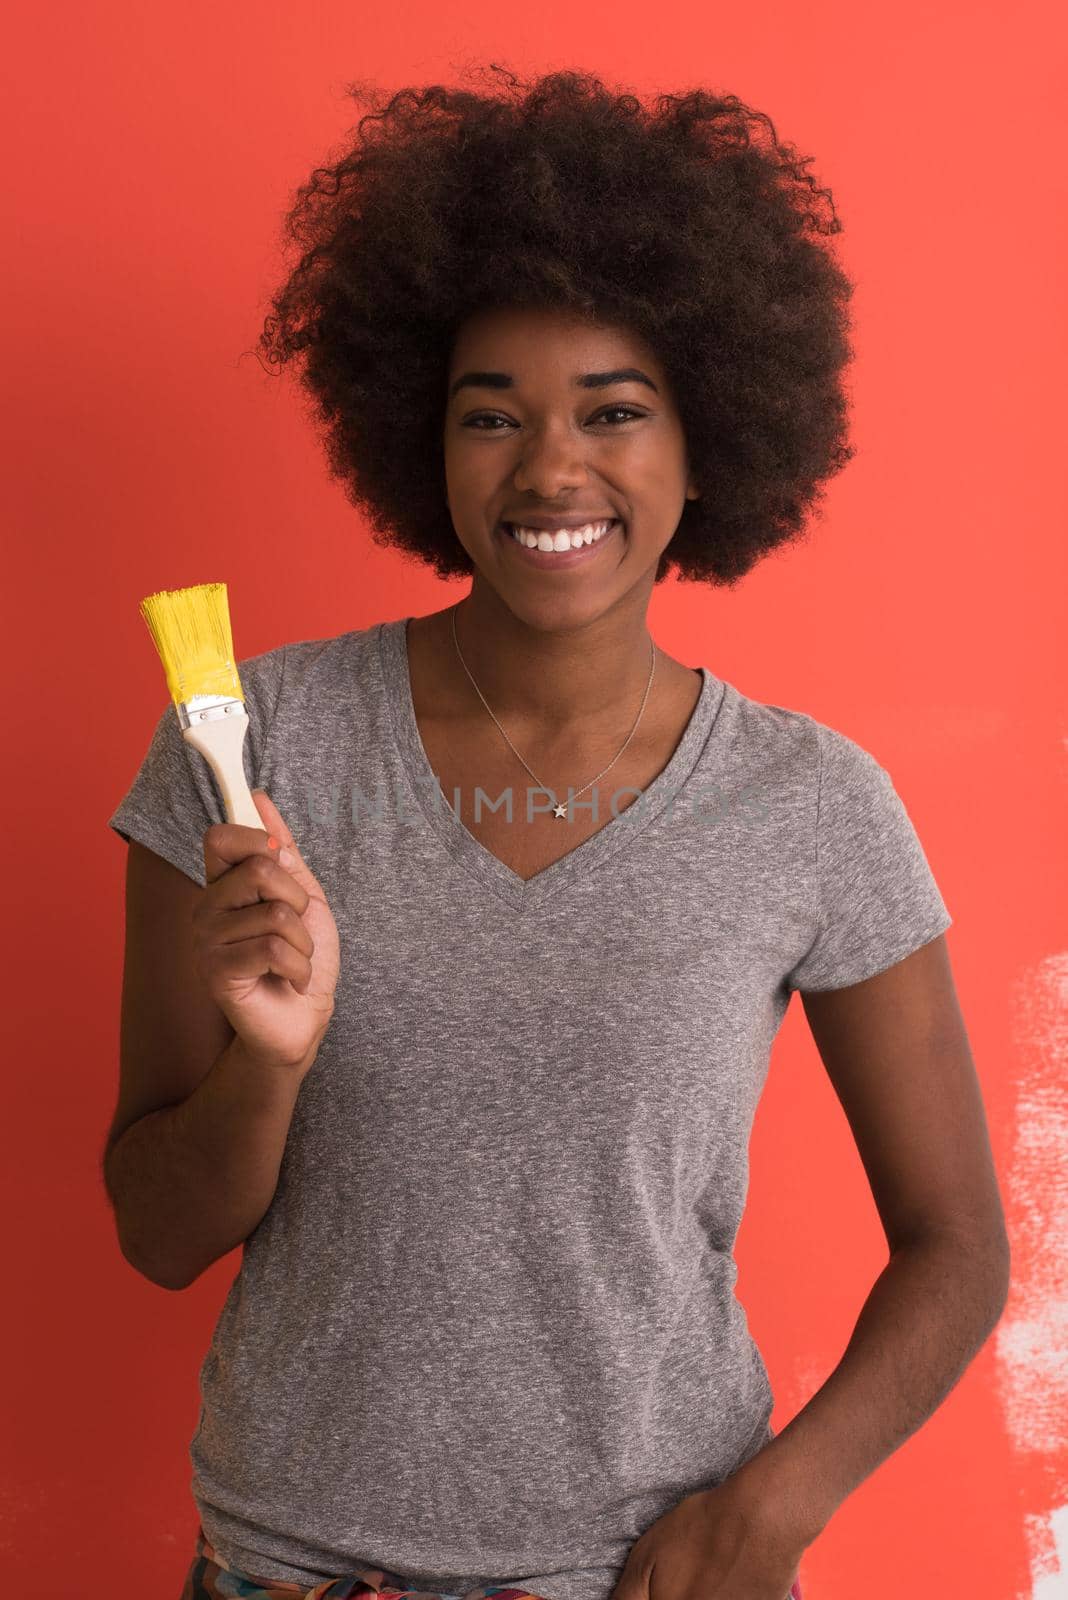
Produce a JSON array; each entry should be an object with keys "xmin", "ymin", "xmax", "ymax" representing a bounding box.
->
[{"xmin": 255, "ymin": 64, "xmax": 856, "ymax": 587}]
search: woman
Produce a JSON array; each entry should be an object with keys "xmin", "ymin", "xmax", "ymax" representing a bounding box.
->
[{"xmin": 104, "ymin": 67, "xmax": 1010, "ymax": 1600}]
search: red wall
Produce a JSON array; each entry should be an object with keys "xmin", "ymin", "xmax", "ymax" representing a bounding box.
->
[{"xmin": 5, "ymin": 2, "xmax": 1065, "ymax": 1594}]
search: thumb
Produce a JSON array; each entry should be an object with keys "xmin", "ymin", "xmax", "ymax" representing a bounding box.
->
[
  {"xmin": 605, "ymin": 1553, "xmax": 650, "ymax": 1600},
  {"xmin": 606, "ymin": 1574, "xmax": 647, "ymax": 1600}
]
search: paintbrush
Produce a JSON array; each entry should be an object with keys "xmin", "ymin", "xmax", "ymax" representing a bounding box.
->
[{"xmin": 137, "ymin": 581, "xmax": 263, "ymax": 829}]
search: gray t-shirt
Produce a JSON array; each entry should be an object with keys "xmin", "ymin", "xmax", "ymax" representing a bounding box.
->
[{"xmin": 107, "ymin": 615, "xmax": 952, "ymax": 1597}]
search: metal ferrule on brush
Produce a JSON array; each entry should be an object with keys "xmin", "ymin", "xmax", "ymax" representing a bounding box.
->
[{"xmin": 175, "ymin": 694, "xmax": 248, "ymax": 731}]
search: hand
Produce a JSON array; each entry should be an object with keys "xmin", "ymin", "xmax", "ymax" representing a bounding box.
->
[
  {"xmin": 193, "ymin": 787, "xmax": 341, "ymax": 1074},
  {"xmin": 607, "ymin": 1474, "xmax": 804, "ymax": 1600}
]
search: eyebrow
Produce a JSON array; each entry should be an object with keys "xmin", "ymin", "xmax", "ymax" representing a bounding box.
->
[{"xmin": 448, "ymin": 367, "xmax": 660, "ymax": 401}]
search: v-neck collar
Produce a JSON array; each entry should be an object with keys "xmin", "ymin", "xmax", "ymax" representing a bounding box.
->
[{"xmin": 376, "ymin": 615, "xmax": 726, "ymax": 911}]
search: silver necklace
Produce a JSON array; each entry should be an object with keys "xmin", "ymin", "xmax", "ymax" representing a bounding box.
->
[{"xmin": 449, "ymin": 601, "xmax": 657, "ymax": 820}]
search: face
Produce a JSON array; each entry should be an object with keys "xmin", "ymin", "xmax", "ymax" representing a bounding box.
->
[{"xmin": 442, "ymin": 304, "xmax": 699, "ymax": 629}]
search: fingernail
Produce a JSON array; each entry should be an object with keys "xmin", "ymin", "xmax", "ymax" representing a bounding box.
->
[
  {"xmin": 279, "ymin": 847, "xmax": 296, "ymax": 868},
  {"xmin": 267, "ymin": 836, "xmax": 279, "ymax": 850}
]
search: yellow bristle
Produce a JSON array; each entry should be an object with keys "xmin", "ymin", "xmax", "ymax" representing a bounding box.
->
[{"xmin": 138, "ymin": 582, "xmax": 245, "ymax": 706}]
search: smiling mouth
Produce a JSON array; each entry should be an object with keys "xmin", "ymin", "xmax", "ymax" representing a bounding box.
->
[{"xmin": 500, "ymin": 519, "xmax": 622, "ymax": 554}]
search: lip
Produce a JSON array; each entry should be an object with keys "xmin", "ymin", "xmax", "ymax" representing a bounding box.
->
[
  {"xmin": 500, "ymin": 513, "xmax": 620, "ymax": 530},
  {"xmin": 498, "ymin": 519, "xmax": 622, "ymax": 569}
]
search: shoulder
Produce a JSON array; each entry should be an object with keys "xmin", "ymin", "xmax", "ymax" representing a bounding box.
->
[
  {"xmin": 713, "ymin": 674, "xmax": 887, "ymax": 799},
  {"xmin": 240, "ymin": 618, "xmax": 388, "ymax": 704},
  {"xmin": 231, "ymin": 619, "xmax": 391, "ymax": 780}
]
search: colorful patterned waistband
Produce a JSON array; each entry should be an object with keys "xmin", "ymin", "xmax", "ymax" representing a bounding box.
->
[
  {"xmin": 181, "ymin": 1527, "xmax": 558, "ymax": 1600},
  {"xmin": 179, "ymin": 1525, "xmax": 802, "ymax": 1600}
]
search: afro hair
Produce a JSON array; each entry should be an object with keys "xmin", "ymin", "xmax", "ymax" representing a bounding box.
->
[{"xmin": 255, "ymin": 64, "xmax": 856, "ymax": 587}]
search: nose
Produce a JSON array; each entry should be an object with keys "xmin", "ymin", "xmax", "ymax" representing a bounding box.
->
[{"xmin": 510, "ymin": 423, "xmax": 595, "ymax": 499}]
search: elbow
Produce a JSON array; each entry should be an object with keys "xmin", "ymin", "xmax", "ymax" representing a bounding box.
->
[
  {"xmin": 117, "ymin": 1243, "xmax": 182, "ymax": 1292},
  {"xmin": 128, "ymin": 1251, "xmax": 195, "ymax": 1293},
  {"xmin": 113, "ymin": 1226, "xmax": 195, "ymax": 1293},
  {"xmin": 105, "ymin": 1183, "xmax": 196, "ymax": 1292},
  {"xmin": 143, "ymin": 1260, "xmax": 195, "ymax": 1293},
  {"xmin": 991, "ymin": 1235, "xmax": 1012, "ymax": 1314},
  {"xmin": 900, "ymin": 1221, "xmax": 1012, "ymax": 1315},
  {"xmin": 973, "ymin": 1220, "xmax": 1012, "ymax": 1307}
]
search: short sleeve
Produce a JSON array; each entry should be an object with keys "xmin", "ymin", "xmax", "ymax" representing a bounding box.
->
[
  {"xmin": 106, "ymin": 644, "xmax": 287, "ymax": 888},
  {"xmin": 785, "ymin": 722, "xmax": 952, "ymax": 993}
]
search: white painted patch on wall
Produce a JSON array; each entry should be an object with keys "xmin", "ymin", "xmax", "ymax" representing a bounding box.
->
[
  {"xmin": 995, "ymin": 952, "xmax": 1068, "ymax": 1597},
  {"xmin": 1024, "ymin": 1504, "xmax": 1068, "ymax": 1599}
]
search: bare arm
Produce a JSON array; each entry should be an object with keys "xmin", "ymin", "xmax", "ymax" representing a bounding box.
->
[
  {"xmin": 101, "ymin": 837, "xmax": 321, "ymax": 1290},
  {"xmin": 104, "ymin": 1032, "xmax": 310, "ymax": 1289},
  {"xmin": 730, "ymin": 933, "xmax": 1011, "ymax": 1544}
]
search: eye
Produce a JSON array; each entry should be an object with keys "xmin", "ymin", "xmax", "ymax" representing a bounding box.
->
[{"xmin": 462, "ymin": 405, "xmax": 645, "ymax": 430}]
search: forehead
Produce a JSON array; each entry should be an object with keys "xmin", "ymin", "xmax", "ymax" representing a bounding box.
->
[{"xmin": 449, "ymin": 303, "xmax": 660, "ymax": 376}]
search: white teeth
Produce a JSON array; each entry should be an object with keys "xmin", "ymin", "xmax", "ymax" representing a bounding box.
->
[{"xmin": 508, "ymin": 519, "xmax": 616, "ymax": 551}]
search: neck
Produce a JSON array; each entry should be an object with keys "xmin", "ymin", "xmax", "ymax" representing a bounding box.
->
[{"xmin": 445, "ymin": 582, "xmax": 658, "ymax": 738}]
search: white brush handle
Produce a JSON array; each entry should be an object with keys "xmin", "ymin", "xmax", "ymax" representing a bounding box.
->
[{"xmin": 182, "ymin": 708, "xmax": 264, "ymax": 829}]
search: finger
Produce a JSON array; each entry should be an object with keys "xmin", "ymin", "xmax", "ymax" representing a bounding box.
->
[
  {"xmin": 206, "ymin": 932, "xmax": 313, "ymax": 992},
  {"xmin": 201, "ymin": 847, "xmax": 311, "ymax": 921},
  {"xmin": 208, "ymin": 897, "xmax": 315, "ymax": 956},
  {"xmin": 202, "ymin": 820, "xmax": 281, "ymax": 887}
]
